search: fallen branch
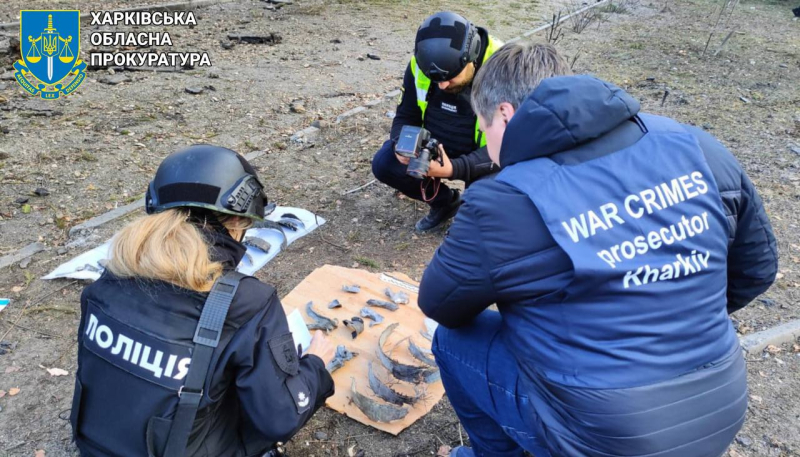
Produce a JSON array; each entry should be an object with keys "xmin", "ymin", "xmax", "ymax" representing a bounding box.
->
[
  {"xmin": 713, "ymin": 30, "xmax": 735, "ymax": 56},
  {"xmin": 344, "ymin": 179, "xmax": 377, "ymax": 195}
]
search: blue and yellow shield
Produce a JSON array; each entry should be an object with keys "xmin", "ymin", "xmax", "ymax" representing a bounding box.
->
[{"xmin": 14, "ymin": 10, "xmax": 86, "ymax": 99}]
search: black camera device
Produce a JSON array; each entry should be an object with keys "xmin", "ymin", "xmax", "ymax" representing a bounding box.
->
[{"xmin": 395, "ymin": 125, "xmax": 441, "ymax": 179}]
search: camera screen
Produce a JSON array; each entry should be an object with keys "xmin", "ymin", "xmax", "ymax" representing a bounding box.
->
[{"xmin": 395, "ymin": 125, "xmax": 423, "ymax": 158}]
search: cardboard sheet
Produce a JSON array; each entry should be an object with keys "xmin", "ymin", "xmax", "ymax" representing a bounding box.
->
[{"xmin": 281, "ymin": 265, "xmax": 443, "ymax": 435}]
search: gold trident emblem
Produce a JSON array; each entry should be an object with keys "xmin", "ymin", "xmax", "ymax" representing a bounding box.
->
[{"xmin": 25, "ymin": 14, "xmax": 73, "ymax": 82}]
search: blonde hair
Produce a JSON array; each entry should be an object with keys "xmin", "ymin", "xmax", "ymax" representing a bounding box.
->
[{"xmin": 107, "ymin": 209, "xmax": 252, "ymax": 292}]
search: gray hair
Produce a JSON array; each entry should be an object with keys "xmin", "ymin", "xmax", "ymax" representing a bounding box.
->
[{"xmin": 471, "ymin": 41, "xmax": 572, "ymax": 124}]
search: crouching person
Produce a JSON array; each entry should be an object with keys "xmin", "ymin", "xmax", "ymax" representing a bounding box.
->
[
  {"xmin": 70, "ymin": 145, "xmax": 335, "ymax": 457},
  {"xmin": 419, "ymin": 42, "xmax": 778, "ymax": 457}
]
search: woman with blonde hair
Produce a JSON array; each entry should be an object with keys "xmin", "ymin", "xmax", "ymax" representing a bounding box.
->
[{"xmin": 70, "ymin": 145, "xmax": 335, "ymax": 457}]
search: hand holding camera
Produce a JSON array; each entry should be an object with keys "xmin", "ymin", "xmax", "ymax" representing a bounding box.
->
[{"xmin": 395, "ymin": 125, "xmax": 450, "ymax": 179}]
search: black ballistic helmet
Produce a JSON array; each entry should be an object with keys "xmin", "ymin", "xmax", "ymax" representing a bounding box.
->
[
  {"xmin": 414, "ymin": 11, "xmax": 482, "ymax": 83},
  {"xmin": 145, "ymin": 144, "xmax": 267, "ymax": 221}
]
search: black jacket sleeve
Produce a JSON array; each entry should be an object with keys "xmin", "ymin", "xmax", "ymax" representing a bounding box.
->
[
  {"xmin": 233, "ymin": 293, "xmax": 334, "ymax": 442},
  {"xmin": 725, "ymin": 171, "xmax": 779, "ymax": 313},
  {"xmin": 389, "ymin": 63, "xmax": 423, "ymax": 141},
  {"xmin": 686, "ymin": 125, "xmax": 779, "ymax": 314},
  {"xmin": 450, "ymin": 146, "xmax": 498, "ymax": 183}
]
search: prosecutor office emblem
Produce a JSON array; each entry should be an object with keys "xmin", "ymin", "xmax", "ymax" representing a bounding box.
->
[{"xmin": 14, "ymin": 10, "xmax": 87, "ymax": 99}]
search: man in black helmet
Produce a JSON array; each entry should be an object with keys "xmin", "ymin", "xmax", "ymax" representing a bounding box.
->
[{"xmin": 372, "ymin": 11, "xmax": 503, "ymax": 232}]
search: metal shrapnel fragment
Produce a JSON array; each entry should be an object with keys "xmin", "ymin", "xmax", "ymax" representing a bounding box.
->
[
  {"xmin": 326, "ymin": 345, "xmax": 357, "ymax": 372},
  {"xmin": 350, "ymin": 378, "xmax": 408, "ymax": 423},
  {"xmin": 306, "ymin": 301, "xmax": 338, "ymax": 332},
  {"xmin": 366, "ymin": 298, "xmax": 398, "ymax": 311},
  {"xmin": 368, "ymin": 361, "xmax": 420, "ymax": 406},
  {"xmin": 384, "ymin": 287, "xmax": 409, "ymax": 305},
  {"xmin": 327, "ymin": 299, "xmax": 342, "ymax": 309},
  {"xmin": 76, "ymin": 263, "xmax": 103, "ymax": 273},
  {"xmin": 342, "ymin": 284, "xmax": 360, "ymax": 294},
  {"xmin": 243, "ymin": 236, "xmax": 272, "ymax": 253},
  {"xmin": 408, "ymin": 340, "xmax": 436, "ymax": 367},
  {"xmin": 359, "ymin": 307, "xmax": 384, "ymax": 327},
  {"xmin": 377, "ymin": 323, "xmax": 438, "ymax": 384},
  {"xmin": 343, "ymin": 317, "xmax": 365, "ymax": 339}
]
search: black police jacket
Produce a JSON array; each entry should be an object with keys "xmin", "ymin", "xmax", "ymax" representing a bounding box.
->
[
  {"xmin": 70, "ymin": 229, "xmax": 334, "ymax": 457},
  {"xmin": 390, "ymin": 27, "xmax": 497, "ymax": 184}
]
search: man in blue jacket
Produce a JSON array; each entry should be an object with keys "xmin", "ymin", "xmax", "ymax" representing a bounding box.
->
[{"xmin": 419, "ymin": 42, "xmax": 778, "ymax": 457}]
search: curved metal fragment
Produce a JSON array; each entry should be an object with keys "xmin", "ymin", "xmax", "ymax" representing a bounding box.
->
[
  {"xmin": 377, "ymin": 323, "xmax": 438, "ymax": 384},
  {"xmin": 306, "ymin": 301, "xmax": 338, "ymax": 331},
  {"xmin": 368, "ymin": 361, "xmax": 419, "ymax": 406},
  {"xmin": 408, "ymin": 340, "xmax": 436, "ymax": 367},
  {"xmin": 343, "ymin": 317, "xmax": 365, "ymax": 339},
  {"xmin": 350, "ymin": 378, "xmax": 408, "ymax": 423}
]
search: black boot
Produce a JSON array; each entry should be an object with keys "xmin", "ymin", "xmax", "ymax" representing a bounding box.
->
[{"xmin": 415, "ymin": 190, "xmax": 462, "ymax": 233}]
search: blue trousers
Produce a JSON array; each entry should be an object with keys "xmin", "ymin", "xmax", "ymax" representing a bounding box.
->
[
  {"xmin": 371, "ymin": 140, "xmax": 454, "ymax": 208},
  {"xmin": 432, "ymin": 311, "xmax": 551, "ymax": 457}
]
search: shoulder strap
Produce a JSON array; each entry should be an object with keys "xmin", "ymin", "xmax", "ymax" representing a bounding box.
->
[{"xmin": 162, "ymin": 271, "xmax": 246, "ymax": 457}]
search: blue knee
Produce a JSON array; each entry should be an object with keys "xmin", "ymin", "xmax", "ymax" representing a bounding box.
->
[{"xmin": 371, "ymin": 140, "xmax": 398, "ymax": 185}]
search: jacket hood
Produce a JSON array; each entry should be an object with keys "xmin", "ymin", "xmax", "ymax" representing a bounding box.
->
[{"xmin": 500, "ymin": 75, "xmax": 640, "ymax": 168}]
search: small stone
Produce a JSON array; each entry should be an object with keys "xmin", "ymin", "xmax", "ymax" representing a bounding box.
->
[
  {"xmin": 99, "ymin": 74, "xmax": 132, "ymax": 85},
  {"xmin": 14, "ymin": 197, "xmax": 29, "ymax": 205},
  {"xmin": 366, "ymin": 53, "xmax": 381, "ymax": 60},
  {"xmin": 790, "ymin": 146, "xmax": 800, "ymax": 155},
  {"xmin": 386, "ymin": 111, "xmax": 396, "ymax": 119},
  {"xmin": 313, "ymin": 431, "xmax": 328, "ymax": 440},
  {"xmin": 702, "ymin": 124, "xmax": 712, "ymax": 130},
  {"xmin": 330, "ymin": 38, "xmax": 342, "ymax": 44},
  {"xmin": 19, "ymin": 257, "xmax": 31, "ymax": 269},
  {"xmin": 357, "ymin": 56, "xmax": 365, "ymax": 61},
  {"xmin": 779, "ymin": 63, "xmax": 788, "ymax": 68},
  {"xmin": 739, "ymin": 96, "xmax": 750, "ymax": 104},
  {"xmin": 185, "ymin": 87, "xmax": 204, "ymax": 95},
  {"xmin": 33, "ymin": 187, "xmax": 49, "ymax": 197},
  {"xmin": 311, "ymin": 120, "xmax": 328, "ymax": 129},
  {"xmin": 227, "ymin": 33, "xmax": 282, "ymax": 45},
  {"xmin": 759, "ymin": 298, "xmax": 776, "ymax": 307},
  {"xmin": 290, "ymin": 101, "xmax": 306, "ymax": 114},
  {"xmin": 208, "ymin": 70, "xmax": 221, "ymax": 79},
  {"xmin": 57, "ymin": 247, "xmax": 68, "ymax": 255},
  {"xmin": 646, "ymin": 76, "xmax": 656, "ymax": 81},
  {"xmin": 735, "ymin": 435, "xmax": 752, "ymax": 447}
]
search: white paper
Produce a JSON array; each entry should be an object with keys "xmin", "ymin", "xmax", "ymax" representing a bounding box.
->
[
  {"xmin": 43, "ymin": 206, "xmax": 325, "ymax": 281},
  {"xmin": 286, "ymin": 308, "xmax": 312, "ymax": 354}
]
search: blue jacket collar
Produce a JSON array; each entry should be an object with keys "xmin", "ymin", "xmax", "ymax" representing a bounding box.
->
[{"xmin": 500, "ymin": 75, "xmax": 640, "ymax": 168}]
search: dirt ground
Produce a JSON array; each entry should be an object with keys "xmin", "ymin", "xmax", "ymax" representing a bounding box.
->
[{"xmin": 0, "ymin": 0, "xmax": 799, "ymax": 455}]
